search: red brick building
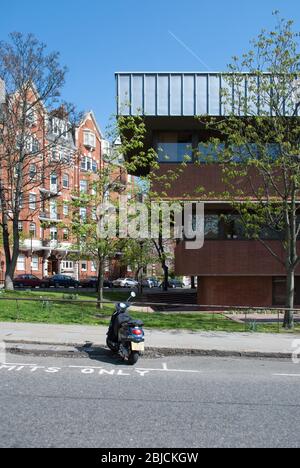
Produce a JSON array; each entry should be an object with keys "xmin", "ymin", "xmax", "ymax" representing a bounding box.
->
[
  {"xmin": 116, "ymin": 72, "xmax": 300, "ymax": 307},
  {"xmin": 0, "ymin": 82, "xmax": 131, "ymax": 283}
]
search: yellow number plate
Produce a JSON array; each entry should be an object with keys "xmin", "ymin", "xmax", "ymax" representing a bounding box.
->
[{"xmin": 131, "ymin": 342, "xmax": 145, "ymax": 352}]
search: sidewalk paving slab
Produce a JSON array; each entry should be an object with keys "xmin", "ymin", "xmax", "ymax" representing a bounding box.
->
[{"xmin": 0, "ymin": 322, "xmax": 299, "ymax": 359}]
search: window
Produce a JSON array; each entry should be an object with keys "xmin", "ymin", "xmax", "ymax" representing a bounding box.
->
[
  {"xmin": 81, "ymin": 156, "xmax": 97, "ymax": 172},
  {"xmin": 50, "ymin": 227, "xmax": 57, "ymax": 241},
  {"xmin": 29, "ymin": 223, "xmax": 36, "ymax": 237},
  {"xmin": 91, "ymin": 262, "xmax": 97, "ymax": 273},
  {"xmin": 29, "ymin": 193, "xmax": 37, "ymax": 210},
  {"xmin": 25, "ymin": 136, "xmax": 39, "ymax": 154},
  {"xmin": 18, "ymin": 221, "xmax": 23, "ymax": 232},
  {"xmin": 52, "ymin": 117, "xmax": 68, "ymax": 138},
  {"xmin": 62, "ymin": 174, "xmax": 69, "ymax": 189},
  {"xmin": 80, "ymin": 180, "xmax": 88, "ymax": 193},
  {"xmin": 92, "ymin": 160, "xmax": 97, "ymax": 173},
  {"xmin": 157, "ymin": 133, "xmax": 193, "ymax": 163},
  {"xmin": 63, "ymin": 204, "xmax": 69, "ymax": 216},
  {"xmin": 197, "ymin": 143, "xmax": 225, "ymax": 163},
  {"xmin": 81, "ymin": 261, "xmax": 87, "ymax": 272},
  {"xmin": 63, "ymin": 229, "xmax": 69, "ymax": 241},
  {"xmin": 29, "ymin": 164, "xmax": 37, "ymax": 180},
  {"xmin": 50, "ymin": 173, "xmax": 58, "ymax": 192},
  {"xmin": 205, "ymin": 215, "xmax": 219, "ymax": 240},
  {"xmin": 61, "ymin": 261, "xmax": 74, "ymax": 270},
  {"xmin": 17, "ymin": 254, "xmax": 25, "ymax": 271},
  {"xmin": 50, "ymin": 200, "xmax": 58, "ymax": 220},
  {"xmin": 51, "ymin": 149, "xmax": 59, "ymax": 162},
  {"xmin": 14, "ymin": 164, "xmax": 21, "ymax": 179},
  {"xmin": 80, "ymin": 207, "xmax": 87, "ymax": 221},
  {"xmin": 31, "ymin": 138, "xmax": 40, "ymax": 154},
  {"xmin": 81, "ymin": 157, "xmax": 87, "ymax": 171},
  {"xmin": 62, "ymin": 151, "xmax": 71, "ymax": 164},
  {"xmin": 91, "ymin": 208, "xmax": 97, "ymax": 220},
  {"xmin": 31, "ymin": 255, "xmax": 39, "ymax": 271},
  {"xmin": 83, "ymin": 131, "xmax": 96, "ymax": 148}
]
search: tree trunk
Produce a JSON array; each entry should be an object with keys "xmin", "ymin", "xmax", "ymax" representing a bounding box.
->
[
  {"xmin": 136, "ymin": 267, "xmax": 143, "ymax": 295},
  {"xmin": 2, "ymin": 214, "xmax": 14, "ymax": 290},
  {"xmin": 97, "ymin": 260, "xmax": 105, "ymax": 310},
  {"xmin": 283, "ymin": 267, "xmax": 295, "ymax": 329},
  {"xmin": 162, "ymin": 263, "xmax": 169, "ymax": 292},
  {"xmin": 5, "ymin": 269, "xmax": 14, "ymax": 291}
]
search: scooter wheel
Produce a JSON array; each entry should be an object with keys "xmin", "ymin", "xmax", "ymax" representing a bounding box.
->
[
  {"xmin": 128, "ymin": 352, "xmax": 139, "ymax": 366},
  {"xmin": 106, "ymin": 338, "xmax": 117, "ymax": 352}
]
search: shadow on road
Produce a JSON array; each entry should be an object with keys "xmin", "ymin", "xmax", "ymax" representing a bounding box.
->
[{"xmin": 75, "ymin": 343, "xmax": 129, "ymax": 366}]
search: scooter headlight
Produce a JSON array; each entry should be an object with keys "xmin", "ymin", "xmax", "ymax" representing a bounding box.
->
[{"xmin": 119, "ymin": 303, "xmax": 127, "ymax": 309}]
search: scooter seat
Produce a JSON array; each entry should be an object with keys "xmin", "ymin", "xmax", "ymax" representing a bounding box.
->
[{"xmin": 128, "ymin": 319, "xmax": 144, "ymax": 327}]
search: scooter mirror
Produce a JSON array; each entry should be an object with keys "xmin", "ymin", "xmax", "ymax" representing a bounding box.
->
[{"xmin": 131, "ymin": 292, "xmax": 136, "ymax": 298}]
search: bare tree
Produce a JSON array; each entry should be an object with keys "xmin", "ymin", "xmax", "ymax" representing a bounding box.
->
[{"xmin": 0, "ymin": 32, "xmax": 79, "ymax": 289}]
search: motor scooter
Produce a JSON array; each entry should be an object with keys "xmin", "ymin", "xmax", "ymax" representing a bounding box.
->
[{"xmin": 106, "ymin": 292, "xmax": 145, "ymax": 365}]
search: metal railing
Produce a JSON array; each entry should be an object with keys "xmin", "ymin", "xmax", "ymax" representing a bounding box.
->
[{"xmin": 0, "ymin": 295, "xmax": 299, "ymax": 332}]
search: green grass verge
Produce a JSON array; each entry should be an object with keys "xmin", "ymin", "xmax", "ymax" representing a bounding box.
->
[{"xmin": 0, "ymin": 290, "xmax": 299, "ymax": 333}]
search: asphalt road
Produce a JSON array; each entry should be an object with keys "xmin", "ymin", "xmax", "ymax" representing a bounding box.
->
[{"xmin": 0, "ymin": 353, "xmax": 300, "ymax": 448}]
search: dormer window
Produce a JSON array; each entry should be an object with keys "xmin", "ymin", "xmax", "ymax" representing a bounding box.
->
[
  {"xmin": 52, "ymin": 117, "xmax": 68, "ymax": 139},
  {"xmin": 83, "ymin": 131, "xmax": 96, "ymax": 149}
]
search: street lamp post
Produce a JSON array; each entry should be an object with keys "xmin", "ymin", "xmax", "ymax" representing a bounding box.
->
[{"xmin": 29, "ymin": 224, "xmax": 35, "ymax": 275}]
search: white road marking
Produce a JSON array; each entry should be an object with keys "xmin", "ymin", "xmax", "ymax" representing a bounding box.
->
[
  {"xmin": 0, "ymin": 362, "xmax": 202, "ymax": 376},
  {"xmin": 273, "ymin": 373, "xmax": 300, "ymax": 378},
  {"xmin": 136, "ymin": 368, "xmax": 202, "ymax": 374},
  {"xmin": 2, "ymin": 363, "xmax": 38, "ymax": 367},
  {"xmin": 69, "ymin": 366, "xmax": 104, "ymax": 370}
]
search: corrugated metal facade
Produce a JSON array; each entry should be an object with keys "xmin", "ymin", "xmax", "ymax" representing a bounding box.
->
[{"xmin": 116, "ymin": 72, "xmax": 297, "ymax": 117}]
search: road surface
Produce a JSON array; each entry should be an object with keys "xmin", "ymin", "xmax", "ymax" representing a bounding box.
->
[{"xmin": 0, "ymin": 353, "xmax": 300, "ymax": 448}]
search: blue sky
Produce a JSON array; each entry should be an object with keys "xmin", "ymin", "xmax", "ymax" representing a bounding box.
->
[{"xmin": 2, "ymin": 0, "xmax": 299, "ymax": 132}]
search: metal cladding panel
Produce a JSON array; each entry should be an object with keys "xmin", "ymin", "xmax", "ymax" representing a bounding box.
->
[
  {"xmin": 116, "ymin": 72, "xmax": 296, "ymax": 117},
  {"xmin": 170, "ymin": 74, "xmax": 182, "ymax": 115},
  {"xmin": 118, "ymin": 74, "xmax": 131, "ymax": 115},
  {"xmin": 131, "ymin": 74, "xmax": 143, "ymax": 114},
  {"xmin": 183, "ymin": 75, "xmax": 195, "ymax": 115},
  {"xmin": 157, "ymin": 75, "xmax": 169, "ymax": 115},
  {"xmin": 144, "ymin": 75, "xmax": 156, "ymax": 115}
]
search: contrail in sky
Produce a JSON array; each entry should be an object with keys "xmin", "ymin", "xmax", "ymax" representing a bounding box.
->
[{"xmin": 168, "ymin": 30, "xmax": 212, "ymax": 71}]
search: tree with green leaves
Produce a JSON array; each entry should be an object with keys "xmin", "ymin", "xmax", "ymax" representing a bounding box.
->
[
  {"xmin": 117, "ymin": 114, "xmax": 186, "ymax": 291},
  {"xmin": 198, "ymin": 13, "xmax": 300, "ymax": 328},
  {"xmin": 69, "ymin": 153, "xmax": 127, "ymax": 308}
]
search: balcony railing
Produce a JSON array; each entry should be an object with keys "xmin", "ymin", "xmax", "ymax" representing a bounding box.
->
[{"xmin": 39, "ymin": 211, "xmax": 61, "ymax": 222}]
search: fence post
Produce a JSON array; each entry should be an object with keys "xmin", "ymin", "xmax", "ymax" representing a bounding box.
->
[{"xmin": 16, "ymin": 300, "xmax": 20, "ymax": 321}]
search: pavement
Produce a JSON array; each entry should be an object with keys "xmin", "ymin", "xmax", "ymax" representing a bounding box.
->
[{"xmin": 0, "ymin": 321, "xmax": 299, "ymax": 359}]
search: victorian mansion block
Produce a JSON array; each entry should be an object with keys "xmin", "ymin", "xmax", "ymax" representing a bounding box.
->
[{"xmin": 0, "ymin": 80, "xmax": 130, "ymax": 282}]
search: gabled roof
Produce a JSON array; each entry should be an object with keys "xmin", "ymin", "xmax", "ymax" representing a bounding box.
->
[{"xmin": 79, "ymin": 110, "xmax": 103, "ymax": 139}]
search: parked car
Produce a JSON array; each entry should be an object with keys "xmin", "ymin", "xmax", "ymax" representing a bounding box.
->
[
  {"xmin": 159, "ymin": 279, "xmax": 184, "ymax": 289},
  {"xmin": 148, "ymin": 277, "xmax": 160, "ymax": 288},
  {"xmin": 48, "ymin": 274, "xmax": 80, "ymax": 288},
  {"xmin": 112, "ymin": 278, "xmax": 139, "ymax": 288},
  {"xmin": 141, "ymin": 278, "xmax": 159, "ymax": 288},
  {"xmin": 80, "ymin": 277, "xmax": 113, "ymax": 289},
  {"xmin": 13, "ymin": 274, "xmax": 49, "ymax": 289}
]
